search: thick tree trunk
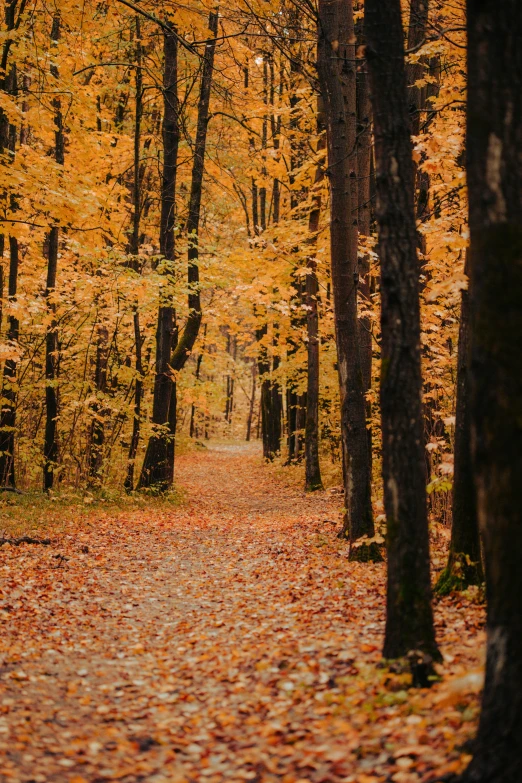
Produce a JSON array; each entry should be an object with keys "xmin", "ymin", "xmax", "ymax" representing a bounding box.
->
[
  {"xmin": 317, "ymin": 0, "xmax": 374, "ymax": 543},
  {"xmin": 435, "ymin": 253, "xmax": 483, "ymax": 595},
  {"xmin": 459, "ymin": 3, "xmax": 522, "ymax": 780},
  {"xmin": 138, "ymin": 22, "xmax": 179, "ymax": 490},
  {"xmin": 138, "ymin": 306, "xmax": 173, "ymax": 489},
  {"xmin": 43, "ymin": 14, "xmax": 63, "ymax": 491},
  {"xmin": 257, "ymin": 325, "xmax": 282, "ymax": 460},
  {"xmin": 365, "ymin": 0, "xmax": 439, "ymax": 662}
]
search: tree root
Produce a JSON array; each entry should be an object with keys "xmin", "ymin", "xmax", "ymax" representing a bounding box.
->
[
  {"xmin": 434, "ymin": 553, "xmax": 484, "ymax": 597},
  {"xmin": 348, "ymin": 540, "xmax": 384, "ymax": 563}
]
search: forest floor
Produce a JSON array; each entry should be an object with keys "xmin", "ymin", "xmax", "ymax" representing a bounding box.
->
[{"xmin": 1, "ymin": 443, "xmax": 485, "ymax": 783}]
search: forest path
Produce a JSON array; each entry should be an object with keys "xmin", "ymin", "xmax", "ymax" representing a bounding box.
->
[{"xmin": 1, "ymin": 445, "xmax": 483, "ymax": 783}]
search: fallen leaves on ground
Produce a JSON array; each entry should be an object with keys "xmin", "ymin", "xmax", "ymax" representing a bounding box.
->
[{"xmin": 0, "ymin": 444, "xmax": 484, "ymax": 783}]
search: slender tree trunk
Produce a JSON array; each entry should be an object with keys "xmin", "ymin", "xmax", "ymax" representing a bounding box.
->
[
  {"xmin": 125, "ymin": 17, "xmax": 144, "ymax": 492},
  {"xmin": 89, "ymin": 325, "xmax": 109, "ymax": 483},
  {"xmin": 138, "ymin": 22, "xmax": 179, "ymax": 490},
  {"xmin": 190, "ymin": 326, "xmax": 206, "ymax": 438},
  {"xmin": 304, "ymin": 108, "xmax": 325, "ymax": 491},
  {"xmin": 0, "ymin": 62, "xmax": 19, "ymax": 489},
  {"xmin": 246, "ymin": 362, "xmax": 257, "ymax": 442},
  {"xmin": 43, "ymin": 13, "xmax": 63, "ymax": 491},
  {"xmin": 170, "ymin": 10, "xmax": 218, "ymax": 375},
  {"xmin": 125, "ymin": 311, "xmax": 143, "ymax": 492},
  {"xmin": 435, "ymin": 253, "xmax": 483, "ymax": 595},
  {"xmin": 365, "ymin": 0, "xmax": 440, "ymax": 664},
  {"xmin": 356, "ymin": 17, "xmax": 374, "ymax": 471},
  {"xmin": 459, "ymin": 3, "xmax": 522, "ymax": 779},
  {"xmin": 0, "ymin": 236, "xmax": 19, "ymax": 488},
  {"xmin": 317, "ymin": 0, "xmax": 374, "ymax": 545},
  {"xmin": 257, "ymin": 325, "xmax": 282, "ymax": 460}
]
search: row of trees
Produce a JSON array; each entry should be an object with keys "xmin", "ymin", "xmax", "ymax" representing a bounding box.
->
[
  {"xmin": 0, "ymin": 0, "xmax": 520, "ymax": 778},
  {"xmin": 0, "ymin": 0, "xmax": 463, "ymax": 509},
  {"xmin": 364, "ymin": 0, "xmax": 521, "ymax": 779}
]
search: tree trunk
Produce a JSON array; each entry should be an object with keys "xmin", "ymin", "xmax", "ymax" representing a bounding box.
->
[
  {"xmin": 0, "ymin": 236, "xmax": 19, "ymax": 488},
  {"xmin": 125, "ymin": 310, "xmax": 143, "ymax": 492},
  {"xmin": 317, "ymin": 0, "xmax": 374, "ymax": 544},
  {"xmin": 435, "ymin": 253, "xmax": 483, "ymax": 595},
  {"xmin": 138, "ymin": 306, "xmax": 173, "ymax": 489},
  {"xmin": 89, "ymin": 325, "xmax": 109, "ymax": 483},
  {"xmin": 0, "ymin": 61, "xmax": 19, "ymax": 490},
  {"xmin": 365, "ymin": 0, "xmax": 440, "ymax": 663},
  {"xmin": 43, "ymin": 13, "xmax": 64, "ymax": 491},
  {"xmin": 125, "ymin": 17, "xmax": 144, "ymax": 492},
  {"xmin": 304, "ymin": 108, "xmax": 325, "ymax": 492},
  {"xmin": 170, "ymin": 10, "xmax": 218, "ymax": 375},
  {"xmin": 138, "ymin": 22, "xmax": 179, "ymax": 490},
  {"xmin": 246, "ymin": 362, "xmax": 257, "ymax": 442},
  {"xmin": 458, "ymin": 3, "xmax": 522, "ymax": 779},
  {"xmin": 258, "ymin": 326, "xmax": 282, "ymax": 460},
  {"xmin": 356, "ymin": 19, "xmax": 374, "ymax": 472}
]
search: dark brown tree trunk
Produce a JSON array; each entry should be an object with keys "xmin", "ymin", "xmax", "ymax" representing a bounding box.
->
[
  {"xmin": 141, "ymin": 9, "xmax": 217, "ymax": 489},
  {"xmin": 43, "ymin": 13, "xmax": 63, "ymax": 491},
  {"xmin": 89, "ymin": 325, "xmax": 109, "ymax": 483},
  {"xmin": 125, "ymin": 17, "xmax": 144, "ymax": 492},
  {"xmin": 258, "ymin": 326, "xmax": 282, "ymax": 460},
  {"xmin": 458, "ymin": 3, "xmax": 522, "ymax": 779},
  {"xmin": 0, "ymin": 236, "xmax": 19, "ymax": 488},
  {"xmin": 138, "ymin": 22, "xmax": 179, "ymax": 490},
  {"xmin": 189, "ymin": 323, "xmax": 206, "ymax": 438},
  {"xmin": 304, "ymin": 110, "xmax": 325, "ymax": 492},
  {"xmin": 317, "ymin": 0, "xmax": 374, "ymax": 544},
  {"xmin": 435, "ymin": 253, "xmax": 483, "ymax": 595},
  {"xmin": 365, "ymin": 0, "xmax": 439, "ymax": 663},
  {"xmin": 125, "ymin": 311, "xmax": 143, "ymax": 492},
  {"xmin": 356, "ymin": 19, "xmax": 374, "ymax": 471},
  {"xmin": 170, "ymin": 10, "xmax": 218, "ymax": 375},
  {"xmin": 246, "ymin": 362, "xmax": 257, "ymax": 442},
  {"xmin": 259, "ymin": 58, "xmax": 268, "ymax": 232},
  {"xmin": 0, "ymin": 59, "xmax": 19, "ymax": 490},
  {"xmin": 138, "ymin": 306, "xmax": 173, "ymax": 489}
]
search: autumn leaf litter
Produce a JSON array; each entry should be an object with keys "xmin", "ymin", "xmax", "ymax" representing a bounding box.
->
[{"xmin": 1, "ymin": 445, "xmax": 484, "ymax": 783}]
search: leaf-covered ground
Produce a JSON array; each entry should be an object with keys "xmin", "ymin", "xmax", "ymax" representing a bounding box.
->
[{"xmin": 1, "ymin": 445, "xmax": 484, "ymax": 783}]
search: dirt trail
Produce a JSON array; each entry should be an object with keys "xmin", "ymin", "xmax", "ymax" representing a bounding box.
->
[{"xmin": 0, "ymin": 445, "xmax": 483, "ymax": 783}]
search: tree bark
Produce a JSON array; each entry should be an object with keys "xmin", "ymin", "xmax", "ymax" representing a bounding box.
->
[
  {"xmin": 43, "ymin": 13, "xmax": 63, "ymax": 491},
  {"xmin": 246, "ymin": 362, "xmax": 257, "ymax": 442},
  {"xmin": 459, "ymin": 2, "xmax": 522, "ymax": 779},
  {"xmin": 365, "ymin": 0, "xmax": 440, "ymax": 662},
  {"xmin": 356, "ymin": 17, "xmax": 374, "ymax": 472},
  {"xmin": 0, "ymin": 236, "xmax": 19, "ymax": 488},
  {"xmin": 317, "ymin": 0, "xmax": 374, "ymax": 543},
  {"xmin": 304, "ymin": 108, "xmax": 325, "ymax": 491},
  {"xmin": 0, "ymin": 61, "xmax": 19, "ymax": 490},
  {"xmin": 258, "ymin": 325, "xmax": 282, "ymax": 460},
  {"xmin": 89, "ymin": 325, "xmax": 109, "ymax": 483},
  {"xmin": 435, "ymin": 253, "xmax": 483, "ymax": 595},
  {"xmin": 170, "ymin": 10, "xmax": 218, "ymax": 375},
  {"xmin": 138, "ymin": 21, "xmax": 179, "ymax": 490}
]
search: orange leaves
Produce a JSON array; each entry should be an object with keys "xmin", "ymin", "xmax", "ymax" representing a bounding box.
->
[{"xmin": 0, "ymin": 446, "xmax": 485, "ymax": 782}]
